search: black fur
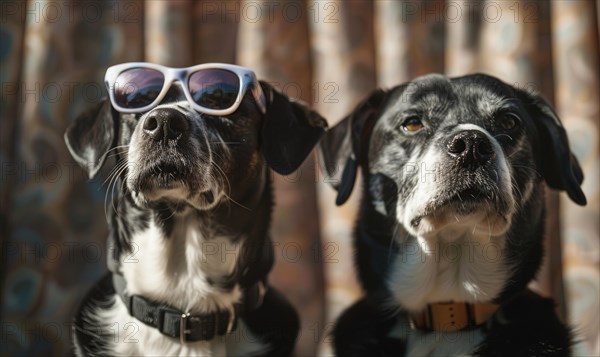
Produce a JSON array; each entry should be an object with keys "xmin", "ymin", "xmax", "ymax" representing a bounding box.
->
[{"xmin": 319, "ymin": 74, "xmax": 585, "ymax": 356}]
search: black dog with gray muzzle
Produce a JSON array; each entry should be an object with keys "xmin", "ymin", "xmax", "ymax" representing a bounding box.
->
[
  {"xmin": 66, "ymin": 63, "xmax": 327, "ymax": 356},
  {"xmin": 320, "ymin": 73, "xmax": 585, "ymax": 356}
]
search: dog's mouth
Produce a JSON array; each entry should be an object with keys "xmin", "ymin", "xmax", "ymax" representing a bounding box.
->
[
  {"xmin": 128, "ymin": 159, "xmax": 192, "ymax": 196},
  {"xmin": 136, "ymin": 161, "xmax": 190, "ymax": 191},
  {"xmin": 128, "ymin": 158, "xmax": 225, "ymax": 210},
  {"xmin": 423, "ymin": 186, "xmax": 494, "ymax": 216},
  {"xmin": 408, "ymin": 184, "xmax": 510, "ymax": 235},
  {"xmin": 145, "ymin": 161, "xmax": 189, "ymax": 187}
]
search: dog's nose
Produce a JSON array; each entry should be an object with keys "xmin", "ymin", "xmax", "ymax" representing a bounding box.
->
[
  {"xmin": 447, "ymin": 130, "xmax": 495, "ymax": 166},
  {"xmin": 143, "ymin": 108, "xmax": 190, "ymax": 141}
]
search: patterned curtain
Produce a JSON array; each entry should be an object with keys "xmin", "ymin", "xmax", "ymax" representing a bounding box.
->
[{"xmin": 1, "ymin": 1, "xmax": 598, "ymax": 356}]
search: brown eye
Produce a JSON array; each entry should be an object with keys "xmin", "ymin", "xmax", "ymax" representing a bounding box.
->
[
  {"xmin": 499, "ymin": 113, "xmax": 520, "ymax": 131},
  {"xmin": 401, "ymin": 117, "xmax": 424, "ymax": 133}
]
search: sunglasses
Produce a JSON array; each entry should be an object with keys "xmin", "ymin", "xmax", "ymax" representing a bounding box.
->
[{"xmin": 104, "ymin": 62, "xmax": 267, "ymax": 115}]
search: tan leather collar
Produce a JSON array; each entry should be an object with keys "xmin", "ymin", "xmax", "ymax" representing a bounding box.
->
[{"xmin": 409, "ymin": 302, "xmax": 499, "ymax": 332}]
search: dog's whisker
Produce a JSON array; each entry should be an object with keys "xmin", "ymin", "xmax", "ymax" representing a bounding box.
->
[
  {"xmin": 511, "ymin": 181, "xmax": 523, "ymax": 202},
  {"xmin": 113, "ymin": 171, "xmax": 130, "ymax": 219},
  {"xmin": 102, "ymin": 160, "xmax": 128, "ymax": 186},
  {"xmin": 210, "ymin": 152, "xmax": 232, "ymax": 194},
  {"xmin": 103, "ymin": 145, "xmax": 130, "ymax": 160},
  {"xmin": 225, "ymin": 193, "xmax": 251, "ymax": 211},
  {"xmin": 105, "ymin": 162, "xmax": 128, "ymax": 216},
  {"xmin": 104, "ymin": 159, "xmax": 128, "ymax": 181},
  {"xmin": 205, "ymin": 153, "xmax": 233, "ymax": 215},
  {"xmin": 209, "ymin": 141, "xmax": 242, "ymax": 144},
  {"xmin": 104, "ymin": 162, "xmax": 127, "ymax": 188},
  {"xmin": 511, "ymin": 164, "xmax": 542, "ymax": 178},
  {"xmin": 106, "ymin": 146, "xmax": 130, "ymax": 159},
  {"xmin": 103, "ymin": 164, "xmax": 124, "ymax": 187},
  {"xmin": 103, "ymin": 160, "xmax": 128, "ymax": 220},
  {"xmin": 158, "ymin": 202, "xmax": 177, "ymax": 222},
  {"xmin": 208, "ymin": 151, "xmax": 251, "ymax": 212},
  {"xmin": 493, "ymin": 133, "xmax": 513, "ymax": 141},
  {"xmin": 103, "ymin": 144, "xmax": 130, "ymax": 154},
  {"xmin": 214, "ymin": 178, "xmax": 247, "ymax": 210},
  {"xmin": 107, "ymin": 165, "xmax": 128, "ymax": 220}
]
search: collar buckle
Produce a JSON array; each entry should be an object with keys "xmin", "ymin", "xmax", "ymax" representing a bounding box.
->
[{"xmin": 179, "ymin": 312, "xmax": 191, "ymax": 344}]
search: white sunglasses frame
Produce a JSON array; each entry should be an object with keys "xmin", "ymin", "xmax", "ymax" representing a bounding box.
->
[{"xmin": 104, "ymin": 62, "xmax": 267, "ymax": 115}]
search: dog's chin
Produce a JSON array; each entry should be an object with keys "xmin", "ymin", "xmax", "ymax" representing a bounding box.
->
[
  {"xmin": 402, "ymin": 192, "xmax": 513, "ymax": 240},
  {"xmin": 126, "ymin": 159, "xmax": 226, "ymax": 210},
  {"xmin": 130, "ymin": 185, "xmax": 223, "ymax": 211},
  {"xmin": 128, "ymin": 174, "xmax": 223, "ymax": 211}
]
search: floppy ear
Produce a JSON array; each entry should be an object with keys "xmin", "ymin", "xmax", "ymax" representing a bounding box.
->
[
  {"xmin": 517, "ymin": 90, "xmax": 586, "ymax": 206},
  {"xmin": 64, "ymin": 99, "xmax": 117, "ymax": 179},
  {"xmin": 259, "ymin": 81, "xmax": 328, "ymax": 175},
  {"xmin": 318, "ymin": 89, "xmax": 388, "ymax": 205}
]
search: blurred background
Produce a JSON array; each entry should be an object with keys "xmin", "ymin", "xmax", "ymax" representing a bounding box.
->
[{"xmin": 0, "ymin": 0, "xmax": 598, "ymax": 356}]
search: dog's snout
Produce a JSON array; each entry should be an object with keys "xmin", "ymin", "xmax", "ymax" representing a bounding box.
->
[
  {"xmin": 143, "ymin": 108, "xmax": 190, "ymax": 141},
  {"xmin": 447, "ymin": 130, "xmax": 495, "ymax": 166}
]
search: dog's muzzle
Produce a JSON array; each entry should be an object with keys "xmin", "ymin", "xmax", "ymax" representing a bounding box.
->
[
  {"xmin": 125, "ymin": 105, "xmax": 223, "ymax": 209},
  {"xmin": 133, "ymin": 108, "xmax": 195, "ymax": 189},
  {"xmin": 399, "ymin": 126, "xmax": 514, "ymax": 237}
]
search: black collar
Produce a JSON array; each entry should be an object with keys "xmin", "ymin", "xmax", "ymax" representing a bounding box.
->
[{"xmin": 112, "ymin": 273, "xmax": 266, "ymax": 344}]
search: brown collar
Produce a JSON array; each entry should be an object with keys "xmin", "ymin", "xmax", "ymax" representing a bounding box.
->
[{"xmin": 409, "ymin": 302, "xmax": 499, "ymax": 332}]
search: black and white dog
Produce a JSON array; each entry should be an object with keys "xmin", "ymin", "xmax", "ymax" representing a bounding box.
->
[
  {"xmin": 65, "ymin": 66, "xmax": 327, "ymax": 356},
  {"xmin": 319, "ymin": 74, "xmax": 586, "ymax": 356}
]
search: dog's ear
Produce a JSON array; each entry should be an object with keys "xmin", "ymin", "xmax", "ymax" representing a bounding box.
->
[
  {"xmin": 64, "ymin": 99, "xmax": 117, "ymax": 179},
  {"xmin": 259, "ymin": 81, "xmax": 328, "ymax": 175},
  {"xmin": 319, "ymin": 89, "xmax": 388, "ymax": 205},
  {"xmin": 517, "ymin": 90, "xmax": 586, "ymax": 206}
]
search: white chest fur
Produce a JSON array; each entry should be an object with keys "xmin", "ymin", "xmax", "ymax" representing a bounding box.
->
[
  {"xmin": 94, "ymin": 215, "xmax": 267, "ymax": 356},
  {"xmin": 387, "ymin": 230, "xmax": 508, "ymax": 313},
  {"xmin": 121, "ymin": 217, "xmax": 242, "ymax": 313}
]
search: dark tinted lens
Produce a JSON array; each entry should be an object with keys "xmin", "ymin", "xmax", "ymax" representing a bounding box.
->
[
  {"xmin": 188, "ymin": 69, "xmax": 239, "ymax": 110},
  {"xmin": 114, "ymin": 68, "xmax": 164, "ymax": 108}
]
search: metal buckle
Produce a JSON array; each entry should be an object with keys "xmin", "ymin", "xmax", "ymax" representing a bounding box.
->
[{"xmin": 179, "ymin": 313, "xmax": 191, "ymax": 344}]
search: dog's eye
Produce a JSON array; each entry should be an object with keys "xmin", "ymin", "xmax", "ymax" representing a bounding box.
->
[
  {"xmin": 401, "ymin": 117, "xmax": 424, "ymax": 133},
  {"xmin": 499, "ymin": 113, "xmax": 520, "ymax": 131}
]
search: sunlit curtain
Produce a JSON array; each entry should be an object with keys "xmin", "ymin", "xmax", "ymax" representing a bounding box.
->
[{"xmin": 1, "ymin": 1, "xmax": 598, "ymax": 356}]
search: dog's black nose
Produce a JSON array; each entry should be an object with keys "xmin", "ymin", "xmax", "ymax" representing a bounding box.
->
[
  {"xmin": 447, "ymin": 130, "xmax": 495, "ymax": 166},
  {"xmin": 143, "ymin": 108, "xmax": 190, "ymax": 141}
]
